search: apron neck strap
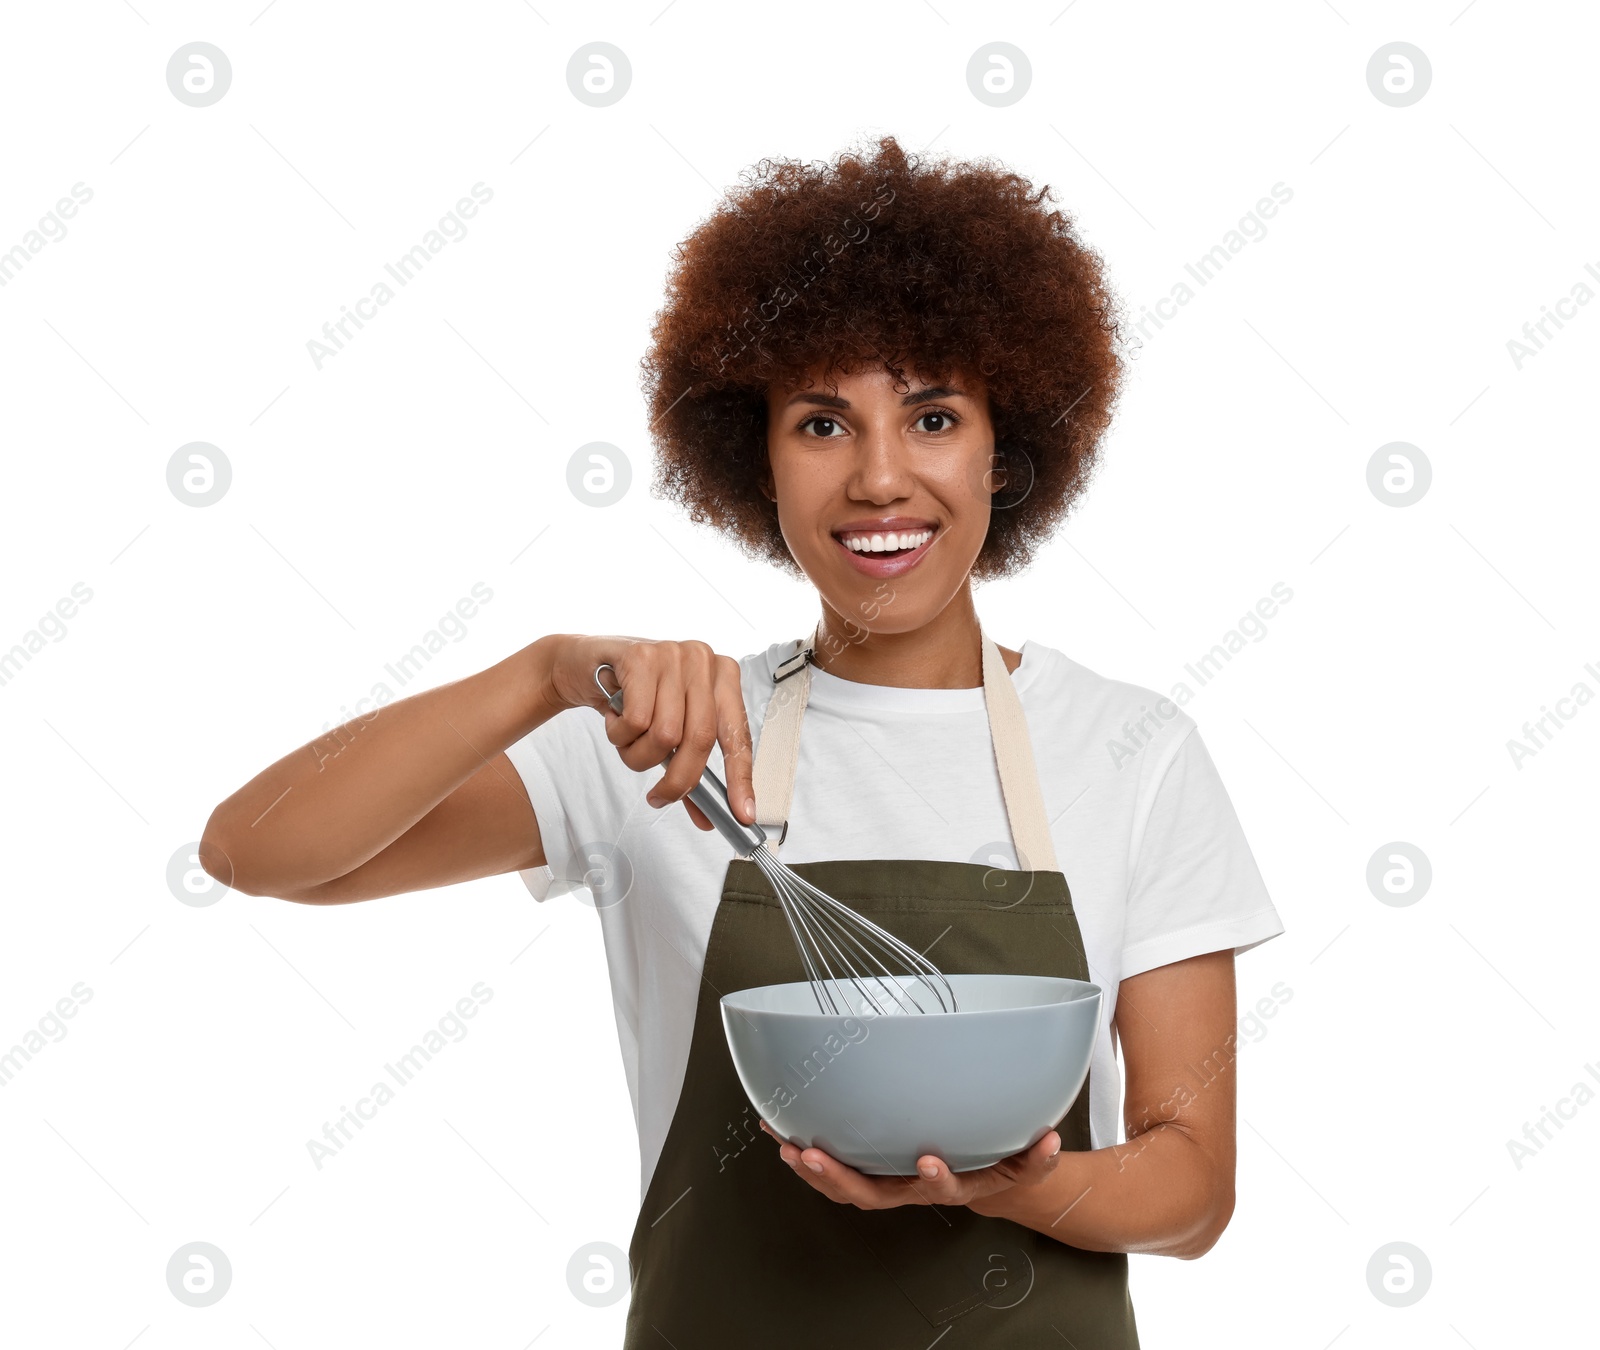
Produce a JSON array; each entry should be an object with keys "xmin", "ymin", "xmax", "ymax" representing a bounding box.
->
[{"xmin": 751, "ymin": 621, "xmax": 1059, "ymax": 872}]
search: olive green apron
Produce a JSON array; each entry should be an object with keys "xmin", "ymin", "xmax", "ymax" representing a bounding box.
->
[{"xmin": 621, "ymin": 627, "xmax": 1140, "ymax": 1346}]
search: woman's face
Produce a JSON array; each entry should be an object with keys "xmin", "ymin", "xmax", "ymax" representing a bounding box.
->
[{"xmin": 763, "ymin": 363, "xmax": 998, "ymax": 635}]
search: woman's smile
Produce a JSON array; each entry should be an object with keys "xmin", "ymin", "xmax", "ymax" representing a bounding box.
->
[{"xmin": 830, "ymin": 515, "xmax": 941, "ymax": 577}]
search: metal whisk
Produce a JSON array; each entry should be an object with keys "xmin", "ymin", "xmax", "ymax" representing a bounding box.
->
[{"xmin": 595, "ymin": 664, "xmax": 958, "ymax": 1017}]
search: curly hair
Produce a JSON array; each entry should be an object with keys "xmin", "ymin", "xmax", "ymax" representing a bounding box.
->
[{"xmin": 639, "ymin": 133, "xmax": 1128, "ymax": 580}]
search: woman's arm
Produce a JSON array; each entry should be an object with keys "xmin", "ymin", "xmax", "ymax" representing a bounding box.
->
[
  {"xmin": 967, "ymin": 948, "xmax": 1239, "ymax": 1258},
  {"xmin": 198, "ymin": 634, "xmax": 756, "ymax": 903}
]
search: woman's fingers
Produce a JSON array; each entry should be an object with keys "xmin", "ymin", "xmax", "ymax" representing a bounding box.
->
[
  {"xmin": 760, "ymin": 1117, "xmax": 1062, "ymax": 1211},
  {"xmin": 647, "ymin": 644, "xmax": 718, "ymax": 809},
  {"xmin": 601, "ymin": 643, "xmax": 668, "ymax": 768},
  {"xmin": 759, "ymin": 1120, "xmax": 962, "ymax": 1210},
  {"xmin": 617, "ymin": 662, "xmax": 682, "ymax": 779},
  {"xmin": 783, "ymin": 1144, "xmax": 879, "ymax": 1204},
  {"xmin": 796, "ymin": 1147, "xmax": 966, "ymax": 1208},
  {"xmin": 593, "ymin": 640, "xmax": 751, "ymax": 825}
]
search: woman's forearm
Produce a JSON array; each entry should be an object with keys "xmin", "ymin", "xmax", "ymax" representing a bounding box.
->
[
  {"xmin": 968, "ymin": 1123, "xmax": 1234, "ymax": 1259},
  {"xmin": 199, "ymin": 634, "xmax": 566, "ymax": 897}
]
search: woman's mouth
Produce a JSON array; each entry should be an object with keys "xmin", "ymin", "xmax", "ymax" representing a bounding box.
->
[{"xmin": 830, "ymin": 523, "xmax": 939, "ymax": 578}]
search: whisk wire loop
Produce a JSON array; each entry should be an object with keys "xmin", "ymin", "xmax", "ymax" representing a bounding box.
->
[{"xmin": 749, "ymin": 845, "xmax": 958, "ymax": 1017}]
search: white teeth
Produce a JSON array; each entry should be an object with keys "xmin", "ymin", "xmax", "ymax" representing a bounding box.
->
[{"xmin": 841, "ymin": 529, "xmax": 933, "ymax": 553}]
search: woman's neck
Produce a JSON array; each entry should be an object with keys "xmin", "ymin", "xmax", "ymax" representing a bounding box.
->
[{"xmin": 811, "ymin": 589, "xmax": 1015, "ymax": 688}]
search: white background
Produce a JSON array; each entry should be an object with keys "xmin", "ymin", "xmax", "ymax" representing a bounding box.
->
[{"xmin": 2, "ymin": 1, "xmax": 1595, "ymax": 1345}]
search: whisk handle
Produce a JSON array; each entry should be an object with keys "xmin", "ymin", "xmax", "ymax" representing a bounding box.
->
[
  {"xmin": 594, "ymin": 663, "xmax": 768, "ymax": 858},
  {"xmin": 686, "ymin": 763, "xmax": 769, "ymax": 857}
]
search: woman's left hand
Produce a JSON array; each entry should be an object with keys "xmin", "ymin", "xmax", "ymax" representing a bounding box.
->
[{"xmin": 760, "ymin": 1119, "xmax": 1062, "ymax": 1210}]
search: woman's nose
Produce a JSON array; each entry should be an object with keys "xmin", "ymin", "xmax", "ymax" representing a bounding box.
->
[{"xmin": 847, "ymin": 425, "xmax": 915, "ymax": 501}]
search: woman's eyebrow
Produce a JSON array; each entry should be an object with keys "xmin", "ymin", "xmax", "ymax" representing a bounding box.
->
[
  {"xmin": 902, "ymin": 385, "xmax": 966, "ymax": 406},
  {"xmin": 784, "ymin": 385, "xmax": 969, "ymax": 410}
]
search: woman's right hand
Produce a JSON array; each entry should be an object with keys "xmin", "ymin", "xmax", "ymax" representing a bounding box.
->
[{"xmin": 545, "ymin": 635, "xmax": 757, "ymax": 831}]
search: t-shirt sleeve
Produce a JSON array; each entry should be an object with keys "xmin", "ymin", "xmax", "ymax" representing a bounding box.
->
[
  {"xmin": 502, "ymin": 705, "xmax": 640, "ymax": 902},
  {"xmin": 1119, "ymin": 723, "xmax": 1284, "ymax": 979}
]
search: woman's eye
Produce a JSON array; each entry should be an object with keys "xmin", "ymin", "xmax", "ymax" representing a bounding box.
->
[
  {"xmin": 801, "ymin": 415, "xmax": 843, "ymax": 438},
  {"xmin": 916, "ymin": 409, "xmax": 958, "ymax": 433}
]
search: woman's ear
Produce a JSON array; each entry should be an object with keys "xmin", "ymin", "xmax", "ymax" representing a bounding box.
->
[{"xmin": 759, "ymin": 468, "xmax": 776, "ymax": 502}]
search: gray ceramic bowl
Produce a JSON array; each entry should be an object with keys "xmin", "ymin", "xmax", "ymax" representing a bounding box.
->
[{"xmin": 721, "ymin": 973, "xmax": 1101, "ymax": 1175}]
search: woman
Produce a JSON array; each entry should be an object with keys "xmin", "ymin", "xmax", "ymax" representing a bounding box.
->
[{"xmin": 201, "ymin": 135, "xmax": 1284, "ymax": 1345}]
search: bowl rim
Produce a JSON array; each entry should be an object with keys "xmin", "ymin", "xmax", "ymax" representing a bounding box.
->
[{"xmin": 720, "ymin": 973, "xmax": 1102, "ymax": 1021}]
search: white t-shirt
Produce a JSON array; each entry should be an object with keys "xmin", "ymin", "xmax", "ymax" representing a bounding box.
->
[{"xmin": 505, "ymin": 638, "xmax": 1285, "ymax": 1199}]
